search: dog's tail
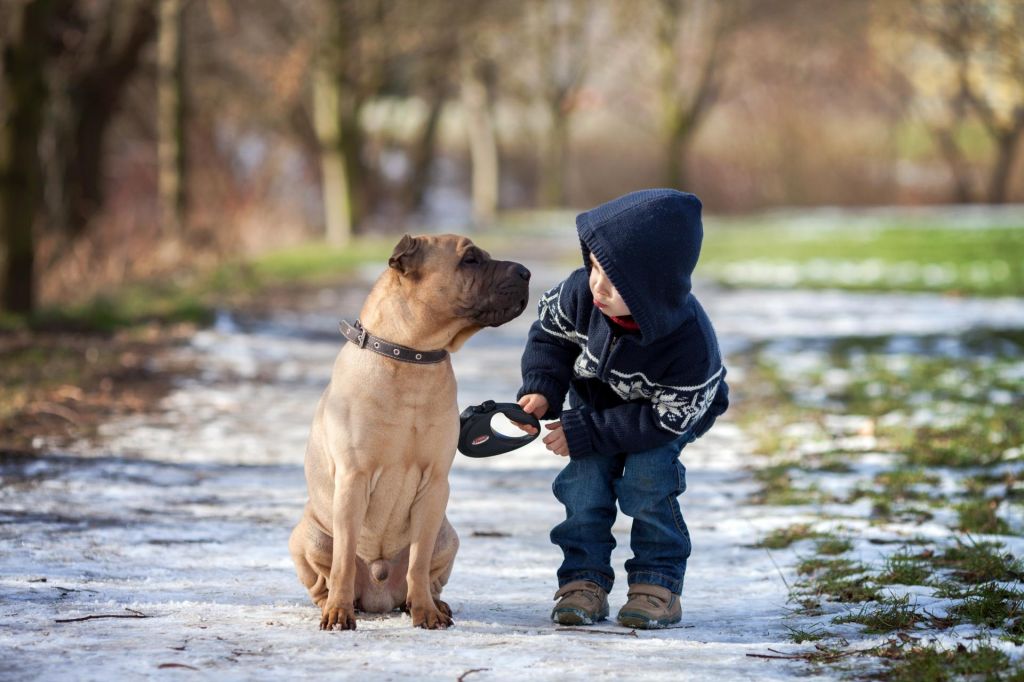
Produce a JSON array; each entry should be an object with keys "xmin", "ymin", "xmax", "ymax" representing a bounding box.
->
[{"xmin": 369, "ymin": 559, "xmax": 389, "ymax": 583}]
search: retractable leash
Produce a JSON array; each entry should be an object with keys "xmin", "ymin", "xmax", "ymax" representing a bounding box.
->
[{"xmin": 457, "ymin": 400, "xmax": 540, "ymax": 458}]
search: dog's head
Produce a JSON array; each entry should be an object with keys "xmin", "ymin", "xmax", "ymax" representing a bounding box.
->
[{"xmin": 387, "ymin": 234, "xmax": 530, "ymax": 345}]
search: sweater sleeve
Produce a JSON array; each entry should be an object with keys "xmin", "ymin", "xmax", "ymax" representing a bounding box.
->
[
  {"xmin": 560, "ymin": 366, "xmax": 727, "ymax": 458},
  {"xmin": 518, "ymin": 274, "xmax": 586, "ymax": 419}
]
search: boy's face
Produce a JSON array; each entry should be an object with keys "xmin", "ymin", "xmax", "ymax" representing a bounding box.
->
[{"xmin": 588, "ymin": 254, "xmax": 631, "ymax": 317}]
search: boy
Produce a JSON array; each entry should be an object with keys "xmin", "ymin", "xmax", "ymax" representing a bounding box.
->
[{"xmin": 517, "ymin": 188, "xmax": 728, "ymax": 629}]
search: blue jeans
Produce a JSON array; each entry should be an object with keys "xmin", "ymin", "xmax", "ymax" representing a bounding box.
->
[{"xmin": 551, "ymin": 434, "xmax": 691, "ymax": 594}]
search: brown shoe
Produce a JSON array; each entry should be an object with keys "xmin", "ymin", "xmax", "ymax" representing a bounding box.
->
[
  {"xmin": 551, "ymin": 580, "xmax": 609, "ymax": 625},
  {"xmin": 617, "ymin": 584, "xmax": 681, "ymax": 629}
]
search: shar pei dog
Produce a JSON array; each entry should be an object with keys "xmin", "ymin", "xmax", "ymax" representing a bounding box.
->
[{"xmin": 289, "ymin": 234, "xmax": 530, "ymax": 630}]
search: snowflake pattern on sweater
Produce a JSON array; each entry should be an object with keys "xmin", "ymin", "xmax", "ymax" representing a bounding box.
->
[{"xmin": 539, "ymin": 281, "xmax": 722, "ymax": 436}]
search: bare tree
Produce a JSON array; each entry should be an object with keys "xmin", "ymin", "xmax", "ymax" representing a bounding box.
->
[
  {"xmin": 881, "ymin": 0, "xmax": 1024, "ymax": 203},
  {"xmin": 652, "ymin": 0, "xmax": 746, "ymax": 190},
  {"xmin": 0, "ymin": 0, "xmax": 65, "ymax": 314},
  {"xmin": 529, "ymin": 0, "xmax": 592, "ymax": 207},
  {"xmin": 157, "ymin": 0, "xmax": 187, "ymax": 235},
  {"xmin": 460, "ymin": 50, "xmax": 500, "ymax": 226},
  {"xmin": 55, "ymin": 0, "xmax": 157, "ymax": 237}
]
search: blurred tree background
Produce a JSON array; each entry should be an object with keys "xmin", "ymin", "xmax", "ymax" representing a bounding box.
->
[{"xmin": 1, "ymin": 0, "xmax": 1022, "ymax": 317}]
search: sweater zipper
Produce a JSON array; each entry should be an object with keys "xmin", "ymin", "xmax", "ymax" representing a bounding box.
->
[{"xmin": 599, "ymin": 334, "xmax": 620, "ymax": 381}]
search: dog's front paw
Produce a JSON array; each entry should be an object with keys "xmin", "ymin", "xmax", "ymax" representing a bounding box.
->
[
  {"xmin": 320, "ymin": 603, "xmax": 357, "ymax": 631},
  {"xmin": 409, "ymin": 601, "xmax": 453, "ymax": 629}
]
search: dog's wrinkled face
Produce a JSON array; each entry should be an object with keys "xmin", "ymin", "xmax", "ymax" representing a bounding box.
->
[{"xmin": 389, "ymin": 234, "xmax": 530, "ymax": 328}]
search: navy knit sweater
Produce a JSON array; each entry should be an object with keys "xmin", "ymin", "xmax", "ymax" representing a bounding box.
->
[{"xmin": 518, "ymin": 189, "xmax": 729, "ymax": 458}]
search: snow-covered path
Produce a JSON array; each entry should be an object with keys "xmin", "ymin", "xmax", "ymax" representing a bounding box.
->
[{"xmin": 5, "ymin": 233, "xmax": 1024, "ymax": 680}]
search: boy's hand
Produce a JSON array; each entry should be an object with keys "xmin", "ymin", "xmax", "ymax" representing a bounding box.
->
[
  {"xmin": 542, "ymin": 422, "xmax": 569, "ymax": 457},
  {"xmin": 513, "ymin": 394, "xmax": 549, "ymax": 435}
]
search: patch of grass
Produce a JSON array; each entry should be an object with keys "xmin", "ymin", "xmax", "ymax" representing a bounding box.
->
[
  {"xmin": 797, "ymin": 558, "xmax": 880, "ymax": 603},
  {"xmin": 754, "ymin": 523, "xmax": 819, "ymax": 550},
  {"xmin": 240, "ymin": 239, "xmax": 394, "ymax": 283},
  {"xmin": 883, "ymin": 643, "xmax": 1019, "ymax": 682},
  {"xmin": 956, "ymin": 497, "xmax": 1012, "ymax": 535},
  {"xmin": 815, "ymin": 536, "xmax": 853, "ymax": 556},
  {"xmin": 784, "ymin": 622, "xmax": 830, "ymax": 643},
  {"xmin": 833, "ymin": 594, "xmax": 926, "ymax": 633},
  {"xmin": 750, "ymin": 464, "xmax": 831, "ymax": 506},
  {"xmin": 701, "ymin": 218, "xmax": 1024, "ymax": 297},
  {"xmin": 875, "ymin": 548, "xmax": 933, "ymax": 586},
  {"xmin": 947, "ymin": 583, "xmax": 1024, "ymax": 628},
  {"xmin": 20, "ymin": 238, "xmax": 395, "ymax": 334},
  {"xmin": 934, "ymin": 538, "xmax": 1023, "ymax": 584},
  {"xmin": 874, "ymin": 468, "xmax": 940, "ymax": 501},
  {"xmin": 897, "ymin": 414, "xmax": 1021, "ymax": 469}
]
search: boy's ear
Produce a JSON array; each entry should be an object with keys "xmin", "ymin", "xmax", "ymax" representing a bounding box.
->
[{"xmin": 388, "ymin": 234, "xmax": 421, "ymax": 276}]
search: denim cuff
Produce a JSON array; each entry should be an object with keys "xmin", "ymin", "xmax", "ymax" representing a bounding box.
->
[
  {"xmin": 627, "ymin": 570, "xmax": 683, "ymax": 595},
  {"xmin": 559, "ymin": 570, "xmax": 614, "ymax": 594}
]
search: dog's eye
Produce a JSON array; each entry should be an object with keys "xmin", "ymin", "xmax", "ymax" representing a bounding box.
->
[{"xmin": 462, "ymin": 253, "xmax": 481, "ymax": 265}]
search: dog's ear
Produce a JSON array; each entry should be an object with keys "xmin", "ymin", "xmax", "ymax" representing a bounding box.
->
[{"xmin": 388, "ymin": 234, "xmax": 421, "ymax": 276}]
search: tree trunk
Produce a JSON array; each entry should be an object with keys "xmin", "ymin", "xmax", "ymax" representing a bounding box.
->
[
  {"xmin": 663, "ymin": 100, "xmax": 694, "ymax": 190},
  {"xmin": 157, "ymin": 0, "xmax": 187, "ymax": 235},
  {"xmin": 540, "ymin": 99, "xmax": 569, "ymax": 207},
  {"xmin": 60, "ymin": 2, "xmax": 157, "ymax": 238},
  {"xmin": 932, "ymin": 126, "xmax": 974, "ymax": 203},
  {"xmin": 313, "ymin": 66, "xmax": 353, "ymax": 247},
  {"xmin": 0, "ymin": 0, "xmax": 58, "ymax": 315},
  {"xmin": 460, "ymin": 56, "xmax": 499, "ymax": 227},
  {"xmin": 987, "ymin": 122, "xmax": 1023, "ymax": 204},
  {"xmin": 403, "ymin": 87, "xmax": 446, "ymax": 213}
]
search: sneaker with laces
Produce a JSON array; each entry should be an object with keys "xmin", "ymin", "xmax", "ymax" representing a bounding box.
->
[
  {"xmin": 551, "ymin": 580, "xmax": 609, "ymax": 625},
  {"xmin": 616, "ymin": 583, "xmax": 681, "ymax": 629}
]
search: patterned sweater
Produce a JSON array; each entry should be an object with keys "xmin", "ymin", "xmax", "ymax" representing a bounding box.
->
[{"xmin": 518, "ymin": 189, "xmax": 729, "ymax": 458}]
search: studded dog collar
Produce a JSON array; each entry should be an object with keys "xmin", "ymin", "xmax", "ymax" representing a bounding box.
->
[{"xmin": 339, "ymin": 319, "xmax": 449, "ymax": 364}]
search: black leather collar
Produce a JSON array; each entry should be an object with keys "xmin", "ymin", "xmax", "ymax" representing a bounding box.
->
[{"xmin": 339, "ymin": 319, "xmax": 448, "ymax": 365}]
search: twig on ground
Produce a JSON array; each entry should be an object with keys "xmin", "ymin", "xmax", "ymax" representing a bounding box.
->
[
  {"xmin": 457, "ymin": 668, "xmax": 490, "ymax": 681},
  {"xmin": 747, "ymin": 643, "xmax": 891, "ymax": 663},
  {"xmin": 55, "ymin": 608, "xmax": 149, "ymax": 623},
  {"xmin": 556, "ymin": 627, "xmax": 639, "ymax": 637},
  {"xmin": 158, "ymin": 663, "xmax": 199, "ymax": 670},
  {"xmin": 27, "ymin": 402, "xmax": 82, "ymax": 425}
]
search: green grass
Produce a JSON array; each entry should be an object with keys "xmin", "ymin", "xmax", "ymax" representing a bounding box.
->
[
  {"xmin": 815, "ymin": 536, "xmax": 854, "ymax": 556},
  {"xmin": 947, "ymin": 583, "xmax": 1024, "ymax": 628},
  {"xmin": 784, "ymin": 623, "xmax": 830, "ymax": 643},
  {"xmin": 832, "ymin": 594, "xmax": 927, "ymax": 633},
  {"xmin": 750, "ymin": 464, "xmax": 832, "ymax": 506},
  {"xmin": 233, "ymin": 239, "xmax": 395, "ymax": 283},
  {"xmin": 732, "ymin": 328, "xmax": 1024, "ymax": 678},
  {"xmin": 875, "ymin": 548, "xmax": 933, "ymax": 586},
  {"xmin": 16, "ymin": 238, "xmax": 395, "ymax": 333},
  {"xmin": 935, "ymin": 538, "xmax": 1024, "ymax": 584},
  {"xmin": 883, "ymin": 644, "xmax": 1021, "ymax": 682},
  {"xmin": 701, "ymin": 218, "xmax": 1024, "ymax": 296},
  {"xmin": 754, "ymin": 523, "xmax": 819, "ymax": 550},
  {"xmin": 956, "ymin": 497, "xmax": 1012, "ymax": 535},
  {"xmin": 796, "ymin": 558, "xmax": 880, "ymax": 603}
]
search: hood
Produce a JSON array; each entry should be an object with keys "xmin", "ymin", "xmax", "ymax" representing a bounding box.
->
[{"xmin": 576, "ymin": 188, "xmax": 703, "ymax": 345}]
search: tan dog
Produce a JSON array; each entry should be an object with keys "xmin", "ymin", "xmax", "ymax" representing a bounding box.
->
[{"xmin": 289, "ymin": 234, "xmax": 530, "ymax": 630}]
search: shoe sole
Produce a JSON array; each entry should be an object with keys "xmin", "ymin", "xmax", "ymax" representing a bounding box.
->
[
  {"xmin": 616, "ymin": 611, "xmax": 681, "ymax": 629},
  {"xmin": 552, "ymin": 606, "xmax": 609, "ymax": 626}
]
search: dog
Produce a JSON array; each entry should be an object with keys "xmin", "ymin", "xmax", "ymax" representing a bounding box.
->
[{"xmin": 289, "ymin": 234, "xmax": 530, "ymax": 630}]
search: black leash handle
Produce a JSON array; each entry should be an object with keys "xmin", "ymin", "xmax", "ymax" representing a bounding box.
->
[{"xmin": 458, "ymin": 400, "xmax": 540, "ymax": 458}]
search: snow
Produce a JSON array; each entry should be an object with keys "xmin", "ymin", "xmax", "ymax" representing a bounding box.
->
[{"xmin": 5, "ymin": 232, "xmax": 1024, "ymax": 680}]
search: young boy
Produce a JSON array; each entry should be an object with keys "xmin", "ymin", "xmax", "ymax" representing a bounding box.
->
[{"xmin": 517, "ymin": 188, "xmax": 728, "ymax": 629}]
